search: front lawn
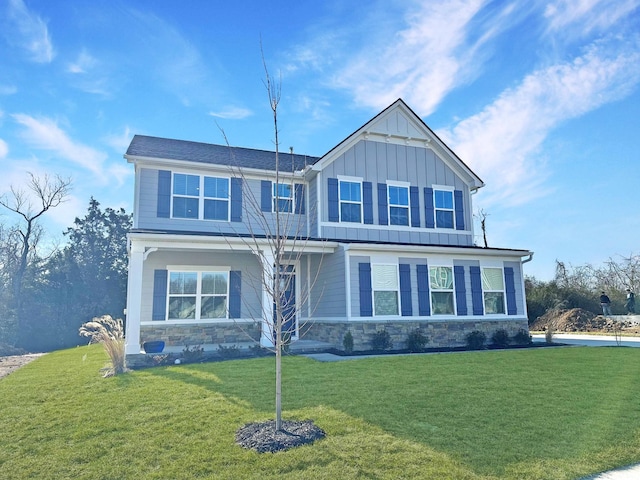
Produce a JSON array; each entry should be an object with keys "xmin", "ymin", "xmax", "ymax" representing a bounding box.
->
[{"xmin": 1, "ymin": 345, "xmax": 639, "ymax": 479}]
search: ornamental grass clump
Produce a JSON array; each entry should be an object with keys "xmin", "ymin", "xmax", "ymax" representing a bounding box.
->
[{"xmin": 79, "ymin": 315, "xmax": 127, "ymax": 377}]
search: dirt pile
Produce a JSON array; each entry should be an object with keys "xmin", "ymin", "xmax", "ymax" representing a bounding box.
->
[{"xmin": 531, "ymin": 308, "xmax": 640, "ymax": 334}]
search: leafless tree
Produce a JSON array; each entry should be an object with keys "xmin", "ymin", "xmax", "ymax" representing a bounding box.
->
[
  {"xmin": 218, "ymin": 49, "xmax": 325, "ymax": 431},
  {"xmin": 0, "ymin": 173, "xmax": 71, "ymax": 333},
  {"xmin": 475, "ymin": 209, "xmax": 489, "ymax": 248}
]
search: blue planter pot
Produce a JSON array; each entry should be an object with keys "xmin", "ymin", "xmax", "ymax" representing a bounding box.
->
[{"xmin": 143, "ymin": 341, "xmax": 165, "ymax": 353}]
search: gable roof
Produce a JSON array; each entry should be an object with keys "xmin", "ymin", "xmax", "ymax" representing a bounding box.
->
[
  {"xmin": 310, "ymin": 98, "xmax": 484, "ymax": 190},
  {"xmin": 125, "ymin": 135, "xmax": 318, "ymax": 172}
]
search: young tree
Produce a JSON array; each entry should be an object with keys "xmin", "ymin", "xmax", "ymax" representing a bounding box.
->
[{"xmin": 221, "ymin": 51, "xmax": 326, "ymax": 434}]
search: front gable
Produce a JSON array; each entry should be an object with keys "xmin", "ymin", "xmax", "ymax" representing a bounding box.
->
[
  {"xmin": 311, "ymin": 99, "xmax": 484, "ymax": 192},
  {"xmin": 310, "ymin": 99, "xmax": 483, "ymax": 247}
]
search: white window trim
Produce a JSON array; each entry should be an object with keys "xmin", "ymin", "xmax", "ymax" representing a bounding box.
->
[
  {"xmin": 371, "ymin": 263, "xmax": 400, "ymax": 316},
  {"xmin": 432, "ymin": 184, "xmax": 455, "ymax": 230},
  {"xmin": 428, "ymin": 264, "xmax": 457, "ymax": 316},
  {"xmin": 273, "ymin": 182, "xmax": 295, "ymax": 213},
  {"xmin": 166, "ymin": 267, "xmax": 231, "ymax": 321},
  {"xmin": 387, "ymin": 180, "xmax": 411, "ymax": 227},
  {"xmin": 337, "ymin": 175, "xmax": 363, "ymax": 224},
  {"xmin": 481, "ymin": 265, "xmax": 507, "ymax": 315},
  {"xmin": 171, "ymin": 172, "xmax": 231, "ymax": 222}
]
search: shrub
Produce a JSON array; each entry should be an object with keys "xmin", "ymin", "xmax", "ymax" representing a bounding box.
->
[
  {"xmin": 343, "ymin": 331, "xmax": 354, "ymax": 353},
  {"xmin": 491, "ymin": 329, "xmax": 510, "ymax": 348},
  {"xmin": 79, "ymin": 315, "xmax": 127, "ymax": 377},
  {"xmin": 371, "ymin": 330, "xmax": 392, "ymax": 351},
  {"xmin": 405, "ymin": 329, "xmax": 428, "ymax": 352},
  {"xmin": 465, "ymin": 330, "xmax": 486, "ymax": 350},
  {"xmin": 182, "ymin": 345, "xmax": 204, "ymax": 363},
  {"xmin": 217, "ymin": 344, "xmax": 243, "ymax": 359},
  {"xmin": 512, "ymin": 329, "xmax": 532, "ymax": 346}
]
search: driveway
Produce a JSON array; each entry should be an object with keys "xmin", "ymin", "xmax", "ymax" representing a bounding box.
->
[{"xmin": 532, "ymin": 333, "xmax": 640, "ymax": 347}]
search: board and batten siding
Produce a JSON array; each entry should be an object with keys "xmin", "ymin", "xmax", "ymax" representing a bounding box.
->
[
  {"xmin": 319, "ymin": 140, "xmax": 473, "ymax": 246},
  {"xmin": 135, "ymin": 168, "xmax": 307, "ymax": 237}
]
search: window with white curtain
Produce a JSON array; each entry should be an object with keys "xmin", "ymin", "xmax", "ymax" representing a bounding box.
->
[
  {"xmin": 372, "ymin": 264, "xmax": 399, "ymax": 316},
  {"xmin": 482, "ymin": 267, "xmax": 505, "ymax": 314},
  {"xmin": 429, "ymin": 266, "xmax": 455, "ymax": 314}
]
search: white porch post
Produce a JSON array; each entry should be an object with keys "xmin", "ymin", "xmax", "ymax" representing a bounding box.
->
[
  {"xmin": 260, "ymin": 251, "xmax": 275, "ymax": 348},
  {"xmin": 125, "ymin": 242, "xmax": 145, "ymax": 355}
]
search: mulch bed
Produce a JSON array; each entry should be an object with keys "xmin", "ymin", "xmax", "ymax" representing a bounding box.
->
[{"xmin": 236, "ymin": 419, "xmax": 326, "ymax": 453}]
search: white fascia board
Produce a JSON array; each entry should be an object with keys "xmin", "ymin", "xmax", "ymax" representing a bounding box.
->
[
  {"xmin": 128, "ymin": 232, "xmax": 338, "ymax": 254},
  {"xmin": 124, "ymin": 154, "xmax": 304, "ymax": 181},
  {"xmin": 342, "ymin": 242, "xmax": 532, "ymax": 259}
]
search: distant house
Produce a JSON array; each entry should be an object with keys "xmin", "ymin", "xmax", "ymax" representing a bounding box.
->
[{"xmin": 124, "ymin": 99, "xmax": 532, "ymax": 360}]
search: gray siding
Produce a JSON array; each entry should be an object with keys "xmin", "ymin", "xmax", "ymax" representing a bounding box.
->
[
  {"xmin": 505, "ymin": 260, "xmax": 526, "ymax": 315},
  {"xmin": 453, "ymin": 259, "xmax": 480, "ymax": 316},
  {"xmin": 320, "ymin": 140, "xmax": 473, "ymax": 246},
  {"xmin": 349, "ymin": 255, "xmax": 370, "ymax": 317},
  {"xmin": 136, "ymin": 168, "xmax": 307, "ymax": 237},
  {"xmin": 310, "ymin": 246, "xmax": 347, "ymax": 317},
  {"xmin": 142, "ymin": 250, "xmax": 262, "ymax": 322}
]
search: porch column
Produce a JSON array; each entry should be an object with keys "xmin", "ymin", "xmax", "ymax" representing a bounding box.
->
[
  {"xmin": 260, "ymin": 251, "xmax": 275, "ymax": 348},
  {"xmin": 125, "ymin": 243, "xmax": 145, "ymax": 355}
]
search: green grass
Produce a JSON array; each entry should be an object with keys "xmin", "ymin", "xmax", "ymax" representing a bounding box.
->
[{"xmin": 1, "ymin": 346, "xmax": 640, "ymax": 479}]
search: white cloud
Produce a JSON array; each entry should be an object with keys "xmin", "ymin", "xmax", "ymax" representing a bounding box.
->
[
  {"xmin": 439, "ymin": 35, "xmax": 640, "ymax": 207},
  {"xmin": 12, "ymin": 114, "xmax": 107, "ymax": 178},
  {"xmin": 4, "ymin": 0, "xmax": 54, "ymax": 63},
  {"xmin": 104, "ymin": 126, "xmax": 134, "ymax": 153},
  {"xmin": 0, "ymin": 138, "xmax": 8, "ymax": 158},
  {"xmin": 544, "ymin": 0, "xmax": 640, "ymax": 35},
  {"xmin": 67, "ymin": 49, "xmax": 97, "ymax": 74},
  {"xmin": 208, "ymin": 107, "xmax": 253, "ymax": 120}
]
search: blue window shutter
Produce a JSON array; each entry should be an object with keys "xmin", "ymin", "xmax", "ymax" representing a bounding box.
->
[
  {"xmin": 424, "ymin": 187, "xmax": 435, "ymax": 228},
  {"xmin": 358, "ymin": 263, "xmax": 373, "ymax": 317},
  {"xmin": 230, "ymin": 178, "xmax": 242, "ymax": 222},
  {"xmin": 157, "ymin": 170, "xmax": 171, "ymax": 218},
  {"xmin": 470, "ymin": 266, "xmax": 484, "ymax": 315},
  {"xmin": 295, "ymin": 184, "xmax": 305, "ymax": 214},
  {"xmin": 417, "ymin": 264, "xmax": 431, "ymax": 316},
  {"xmin": 504, "ymin": 267, "xmax": 518, "ymax": 315},
  {"xmin": 261, "ymin": 180, "xmax": 272, "ymax": 212},
  {"xmin": 363, "ymin": 182, "xmax": 374, "ymax": 224},
  {"xmin": 152, "ymin": 270, "xmax": 168, "ymax": 321},
  {"xmin": 229, "ymin": 271, "xmax": 242, "ymax": 319},
  {"xmin": 399, "ymin": 264, "xmax": 412, "ymax": 316},
  {"xmin": 328, "ymin": 178, "xmax": 339, "ymax": 222},
  {"xmin": 454, "ymin": 266, "xmax": 467, "ymax": 316},
  {"xmin": 410, "ymin": 186, "xmax": 420, "ymax": 227},
  {"xmin": 377, "ymin": 183, "xmax": 388, "ymax": 225},
  {"xmin": 454, "ymin": 190, "xmax": 465, "ymax": 230}
]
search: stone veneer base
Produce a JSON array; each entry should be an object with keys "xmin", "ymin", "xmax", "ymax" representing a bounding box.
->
[{"xmin": 300, "ymin": 319, "xmax": 530, "ymax": 352}]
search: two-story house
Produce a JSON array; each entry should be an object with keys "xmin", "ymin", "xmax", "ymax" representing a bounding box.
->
[{"xmin": 124, "ymin": 99, "xmax": 532, "ymax": 360}]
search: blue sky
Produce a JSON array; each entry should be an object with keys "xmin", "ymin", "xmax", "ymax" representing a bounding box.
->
[{"xmin": 1, "ymin": 0, "xmax": 639, "ymax": 280}]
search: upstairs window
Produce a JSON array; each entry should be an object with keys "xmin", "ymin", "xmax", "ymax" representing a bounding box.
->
[
  {"xmin": 273, "ymin": 183, "xmax": 293, "ymax": 213},
  {"xmin": 434, "ymin": 189, "xmax": 454, "ymax": 229},
  {"xmin": 172, "ymin": 174, "xmax": 200, "ymax": 219},
  {"xmin": 339, "ymin": 180, "xmax": 362, "ymax": 223},
  {"xmin": 372, "ymin": 264, "xmax": 399, "ymax": 316},
  {"xmin": 482, "ymin": 267, "xmax": 505, "ymax": 314},
  {"xmin": 388, "ymin": 184, "xmax": 409, "ymax": 226},
  {"xmin": 168, "ymin": 271, "xmax": 229, "ymax": 320},
  {"xmin": 203, "ymin": 177, "xmax": 229, "ymax": 220},
  {"xmin": 430, "ymin": 266, "xmax": 455, "ymax": 314},
  {"xmin": 172, "ymin": 173, "xmax": 229, "ymax": 221}
]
